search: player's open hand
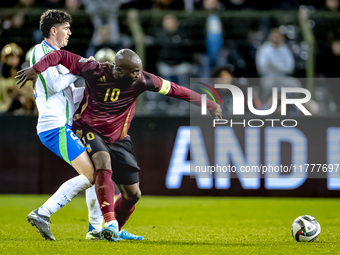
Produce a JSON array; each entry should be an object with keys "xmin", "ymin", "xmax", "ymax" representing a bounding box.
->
[
  {"xmin": 211, "ymin": 104, "xmax": 222, "ymax": 119},
  {"xmin": 15, "ymin": 67, "xmax": 38, "ymax": 89}
]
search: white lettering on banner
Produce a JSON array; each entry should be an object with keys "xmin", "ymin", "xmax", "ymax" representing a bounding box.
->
[
  {"xmin": 166, "ymin": 126, "xmax": 213, "ymax": 189},
  {"xmin": 215, "ymin": 127, "xmax": 260, "ymax": 189},
  {"xmin": 327, "ymin": 128, "xmax": 340, "ymax": 190},
  {"xmin": 166, "ymin": 126, "xmax": 314, "ymax": 190},
  {"xmin": 264, "ymin": 127, "xmax": 307, "ymax": 189}
]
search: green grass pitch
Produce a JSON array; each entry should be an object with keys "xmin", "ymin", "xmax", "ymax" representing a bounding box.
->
[{"xmin": 0, "ymin": 195, "xmax": 339, "ymax": 254}]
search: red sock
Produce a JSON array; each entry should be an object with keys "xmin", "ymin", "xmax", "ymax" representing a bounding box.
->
[
  {"xmin": 95, "ymin": 169, "xmax": 116, "ymax": 223},
  {"xmin": 114, "ymin": 193, "xmax": 138, "ymax": 231}
]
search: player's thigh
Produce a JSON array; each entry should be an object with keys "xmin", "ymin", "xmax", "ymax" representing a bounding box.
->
[
  {"xmin": 39, "ymin": 125, "xmax": 95, "ymax": 182},
  {"xmin": 71, "ymin": 151, "xmax": 96, "ymax": 183},
  {"xmin": 113, "ymin": 164, "xmax": 140, "ymax": 186},
  {"xmin": 110, "ymin": 136, "xmax": 140, "ymax": 194},
  {"xmin": 81, "ymin": 130, "xmax": 112, "ymax": 170},
  {"xmin": 39, "ymin": 124, "xmax": 87, "ymax": 166}
]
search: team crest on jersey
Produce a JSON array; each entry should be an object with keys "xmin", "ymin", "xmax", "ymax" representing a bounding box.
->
[{"xmin": 79, "ymin": 57, "xmax": 91, "ymax": 63}]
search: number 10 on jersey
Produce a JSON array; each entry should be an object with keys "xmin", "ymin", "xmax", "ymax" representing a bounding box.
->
[{"xmin": 104, "ymin": 88, "xmax": 120, "ymax": 102}]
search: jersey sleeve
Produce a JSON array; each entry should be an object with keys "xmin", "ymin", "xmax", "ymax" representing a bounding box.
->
[
  {"xmin": 142, "ymin": 71, "xmax": 217, "ymax": 111},
  {"xmin": 72, "ymin": 85, "xmax": 85, "ymax": 103},
  {"xmin": 32, "ymin": 50, "xmax": 99, "ymax": 78},
  {"xmin": 42, "ymin": 68, "xmax": 77, "ymax": 93},
  {"xmin": 31, "ymin": 47, "xmax": 77, "ymax": 93}
]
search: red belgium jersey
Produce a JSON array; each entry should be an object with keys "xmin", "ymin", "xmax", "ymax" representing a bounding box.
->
[{"xmin": 32, "ymin": 50, "xmax": 217, "ymax": 144}]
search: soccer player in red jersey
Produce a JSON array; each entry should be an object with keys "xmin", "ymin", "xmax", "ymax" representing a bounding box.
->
[{"xmin": 17, "ymin": 49, "xmax": 222, "ymax": 241}]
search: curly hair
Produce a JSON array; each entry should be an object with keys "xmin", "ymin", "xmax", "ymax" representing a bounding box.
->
[{"xmin": 40, "ymin": 10, "xmax": 72, "ymax": 38}]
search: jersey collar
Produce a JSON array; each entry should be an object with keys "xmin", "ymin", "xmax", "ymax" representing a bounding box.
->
[{"xmin": 43, "ymin": 40, "xmax": 57, "ymax": 51}]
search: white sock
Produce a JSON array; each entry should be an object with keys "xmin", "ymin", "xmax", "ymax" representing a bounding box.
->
[
  {"xmin": 104, "ymin": 220, "xmax": 118, "ymax": 228},
  {"xmin": 38, "ymin": 174, "xmax": 92, "ymax": 217},
  {"xmin": 86, "ymin": 185, "xmax": 103, "ymax": 233}
]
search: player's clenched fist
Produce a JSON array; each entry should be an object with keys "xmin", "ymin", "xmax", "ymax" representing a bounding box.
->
[{"xmin": 211, "ymin": 104, "xmax": 222, "ymax": 119}]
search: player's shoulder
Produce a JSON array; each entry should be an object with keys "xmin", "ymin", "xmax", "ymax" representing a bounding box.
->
[
  {"xmin": 82, "ymin": 61, "xmax": 112, "ymax": 80},
  {"xmin": 141, "ymin": 70, "xmax": 156, "ymax": 77},
  {"xmin": 32, "ymin": 43, "xmax": 43, "ymax": 55},
  {"xmin": 32, "ymin": 42, "xmax": 47, "ymax": 61},
  {"xmin": 137, "ymin": 71, "xmax": 163, "ymax": 91},
  {"xmin": 101, "ymin": 62, "xmax": 114, "ymax": 73},
  {"xmin": 140, "ymin": 71, "xmax": 161, "ymax": 82},
  {"xmin": 138, "ymin": 71, "xmax": 153, "ymax": 85},
  {"xmin": 96, "ymin": 61, "xmax": 113, "ymax": 77}
]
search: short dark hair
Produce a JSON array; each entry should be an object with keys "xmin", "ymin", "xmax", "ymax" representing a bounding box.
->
[{"xmin": 40, "ymin": 10, "xmax": 72, "ymax": 38}]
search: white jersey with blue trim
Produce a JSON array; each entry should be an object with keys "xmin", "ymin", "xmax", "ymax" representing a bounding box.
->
[{"xmin": 30, "ymin": 41, "xmax": 84, "ymax": 134}]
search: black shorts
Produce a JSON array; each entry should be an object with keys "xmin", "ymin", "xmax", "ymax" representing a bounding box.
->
[{"xmin": 81, "ymin": 131, "xmax": 140, "ymax": 185}]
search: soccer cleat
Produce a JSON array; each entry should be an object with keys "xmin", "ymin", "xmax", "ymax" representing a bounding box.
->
[
  {"xmin": 27, "ymin": 209, "xmax": 55, "ymax": 241},
  {"xmin": 119, "ymin": 229, "xmax": 144, "ymax": 240},
  {"xmin": 86, "ymin": 231, "xmax": 102, "ymax": 240},
  {"xmin": 100, "ymin": 223, "xmax": 119, "ymax": 242}
]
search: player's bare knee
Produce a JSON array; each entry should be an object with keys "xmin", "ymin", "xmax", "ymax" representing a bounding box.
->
[
  {"xmin": 122, "ymin": 189, "xmax": 141, "ymax": 201},
  {"xmin": 135, "ymin": 190, "xmax": 142, "ymax": 200},
  {"xmin": 91, "ymin": 171, "xmax": 96, "ymax": 184},
  {"xmin": 71, "ymin": 152, "xmax": 95, "ymax": 183},
  {"xmin": 92, "ymin": 151, "xmax": 111, "ymax": 170},
  {"xmin": 86, "ymin": 171, "xmax": 96, "ymax": 184},
  {"xmin": 84, "ymin": 173, "xmax": 95, "ymax": 184}
]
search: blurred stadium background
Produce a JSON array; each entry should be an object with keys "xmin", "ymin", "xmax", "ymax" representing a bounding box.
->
[{"xmin": 1, "ymin": 0, "xmax": 340, "ymax": 199}]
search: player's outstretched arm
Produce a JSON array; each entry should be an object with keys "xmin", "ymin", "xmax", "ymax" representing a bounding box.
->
[
  {"xmin": 16, "ymin": 50, "xmax": 95, "ymax": 91},
  {"xmin": 162, "ymin": 81, "xmax": 220, "ymax": 117},
  {"xmin": 31, "ymin": 50, "xmax": 83, "ymax": 75},
  {"xmin": 20, "ymin": 50, "xmax": 95, "ymax": 80},
  {"xmin": 166, "ymin": 84, "xmax": 223, "ymax": 119},
  {"xmin": 142, "ymin": 72, "xmax": 222, "ymax": 118}
]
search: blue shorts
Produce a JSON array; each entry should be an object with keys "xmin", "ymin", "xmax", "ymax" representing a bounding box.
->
[{"xmin": 39, "ymin": 125, "xmax": 86, "ymax": 165}]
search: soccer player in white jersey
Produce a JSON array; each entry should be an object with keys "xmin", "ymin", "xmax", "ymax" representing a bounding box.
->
[
  {"xmin": 22, "ymin": 9, "xmax": 146, "ymax": 242},
  {"xmin": 25, "ymin": 9, "xmax": 96, "ymax": 241}
]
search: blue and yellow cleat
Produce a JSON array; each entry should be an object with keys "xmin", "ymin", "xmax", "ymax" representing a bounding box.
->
[
  {"xmin": 119, "ymin": 229, "xmax": 144, "ymax": 240},
  {"xmin": 100, "ymin": 223, "xmax": 119, "ymax": 242}
]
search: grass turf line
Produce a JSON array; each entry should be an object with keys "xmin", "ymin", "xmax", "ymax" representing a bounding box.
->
[{"xmin": 0, "ymin": 195, "xmax": 338, "ymax": 254}]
